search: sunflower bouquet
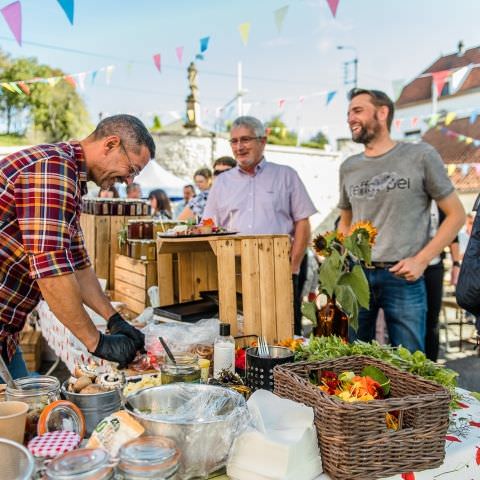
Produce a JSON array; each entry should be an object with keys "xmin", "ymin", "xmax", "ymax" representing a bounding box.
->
[{"xmin": 302, "ymin": 220, "xmax": 377, "ymax": 332}]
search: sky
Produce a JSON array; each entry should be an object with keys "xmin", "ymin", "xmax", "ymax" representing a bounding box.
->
[{"xmin": 0, "ymin": 0, "xmax": 479, "ymax": 144}]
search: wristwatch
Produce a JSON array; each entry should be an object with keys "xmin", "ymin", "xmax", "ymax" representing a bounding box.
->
[{"xmin": 453, "ymin": 260, "xmax": 461, "ymax": 267}]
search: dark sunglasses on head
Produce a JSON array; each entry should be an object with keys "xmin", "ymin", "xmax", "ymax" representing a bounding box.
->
[{"xmin": 213, "ymin": 168, "xmax": 231, "ymax": 176}]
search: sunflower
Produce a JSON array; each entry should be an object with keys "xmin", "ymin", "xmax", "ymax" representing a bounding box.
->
[
  {"xmin": 312, "ymin": 234, "xmax": 328, "ymax": 256},
  {"xmin": 349, "ymin": 220, "xmax": 378, "ymax": 246}
]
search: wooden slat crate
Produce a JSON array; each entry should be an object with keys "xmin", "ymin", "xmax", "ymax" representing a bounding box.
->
[
  {"xmin": 20, "ymin": 330, "xmax": 42, "ymax": 372},
  {"xmin": 156, "ymin": 234, "xmax": 293, "ymax": 343},
  {"xmin": 114, "ymin": 254, "xmax": 158, "ymax": 315}
]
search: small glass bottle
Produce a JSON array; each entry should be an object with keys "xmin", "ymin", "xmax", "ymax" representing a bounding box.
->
[
  {"xmin": 161, "ymin": 352, "xmax": 201, "ymax": 384},
  {"xmin": 198, "ymin": 358, "xmax": 210, "ymax": 383},
  {"xmin": 213, "ymin": 323, "xmax": 235, "ymax": 379}
]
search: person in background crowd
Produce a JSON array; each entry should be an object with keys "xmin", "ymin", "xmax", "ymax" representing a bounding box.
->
[
  {"xmin": 173, "ymin": 184, "xmax": 196, "ymax": 219},
  {"xmin": 99, "ymin": 185, "xmax": 119, "ymax": 198},
  {"xmin": 337, "ymin": 88, "xmax": 465, "ymax": 353},
  {"xmin": 213, "ymin": 156, "xmax": 237, "ymax": 177},
  {"xmin": 148, "ymin": 188, "xmax": 172, "ymax": 220},
  {"xmin": 177, "ymin": 167, "xmax": 212, "ymax": 222},
  {"xmin": 0, "ymin": 114, "xmax": 154, "ymax": 380},
  {"xmin": 203, "ymin": 116, "xmax": 316, "ymax": 336},
  {"xmin": 126, "ymin": 182, "xmax": 142, "ymax": 199}
]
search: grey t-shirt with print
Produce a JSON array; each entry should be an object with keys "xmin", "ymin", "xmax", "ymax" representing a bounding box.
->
[{"xmin": 338, "ymin": 142, "xmax": 454, "ymax": 262}]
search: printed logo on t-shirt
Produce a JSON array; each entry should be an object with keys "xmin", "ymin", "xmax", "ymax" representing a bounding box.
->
[{"xmin": 348, "ymin": 172, "xmax": 411, "ymax": 200}]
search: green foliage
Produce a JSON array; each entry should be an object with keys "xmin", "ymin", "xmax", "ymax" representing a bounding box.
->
[
  {"xmin": 0, "ymin": 133, "xmax": 28, "ymax": 146},
  {"xmin": 301, "ymin": 301, "xmax": 317, "ymax": 325},
  {"xmin": 265, "ymin": 115, "xmax": 297, "ymax": 146},
  {"xmin": 151, "ymin": 115, "xmax": 162, "ymax": 132},
  {"xmin": 301, "ymin": 130, "xmax": 329, "ymax": 150}
]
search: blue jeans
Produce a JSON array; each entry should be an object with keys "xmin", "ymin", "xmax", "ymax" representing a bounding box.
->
[
  {"xmin": 349, "ymin": 268, "xmax": 427, "ymax": 352},
  {"xmin": 0, "ymin": 346, "xmax": 29, "ymax": 382}
]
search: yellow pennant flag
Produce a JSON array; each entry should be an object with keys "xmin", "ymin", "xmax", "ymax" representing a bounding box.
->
[
  {"xmin": 47, "ymin": 77, "xmax": 61, "ymax": 87},
  {"xmin": 1, "ymin": 82, "xmax": 16, "ymax": 93},
  {"xmin": 238, "ymin": 22, "xmax": 251, "ymax": 46},
  {"xmin": 445, "ymin": 112, "xmax": 456, "ymax": 125},
  {"xmin": 465, "ymin": 137, "xmax": 474, "ymax": 145},
  {"xmin": 447, "ymin": 164, "xmax": 456, "ymax": 176}
]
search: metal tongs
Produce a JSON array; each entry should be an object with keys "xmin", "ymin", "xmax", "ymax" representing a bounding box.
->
[
  {"xmin": 0, "ymin": 353, "xmax": 19, "ymax": 390},
  {"xmin": 257, "ymin": 336, "xmax": 270, "ymax": 358}
]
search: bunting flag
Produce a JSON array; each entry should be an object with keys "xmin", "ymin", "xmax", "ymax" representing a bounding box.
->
[
  {"xmin": 431, "ymin": 70, "xmax": 450, "ymax": 96},
  {"xmin": 445, "ymin": 112, "xmax": 456, "ymax": 125},
  {"xmin": 451, "ymin": 65, "xmax": 469, "ymax": 92},
  {"xmin": 238, "ymin": 22, "xmax": 251, "ymax": 46},
  {"xmin": 1, "ymin": 82, "xmax": 16, "ymax": 93},
  {"xmin": 195, "ymin": 53, "xmax": 204, "ymax": 61},
  {"xmin": 47, "ymin": 77, "xmax": 61, "ymax": 87},
  {"xmin": 428, "ymin": 113, "xmax": 440, "ymax": 127},
  {"xmin": 461, "ymin": 164, "xmax": 470, "ymax": 176},
  {"xmin": 279, "ymin": 99, "xmax": 285, "ymax": 109},
  {"xmin": 447, "ymin": 164, "xmax": 456, "ymax": 176},
  {"xmin": 200, "ymin": 36, "xmax": 210, "ymax": 53},
  {"xmin": 326, "ymin": 0, "xmax": 340, "ymax": 18},
  {"xmin": 17, "ymin": 81, "xmax": 29, "ymax": 95},
  {"xmin": 91, "ymin": 70, "xmax": 98, "ymax": 84},
  {"xmin": 299, "ymin": 95, "xmax": 305, "ymax": 104},
  {"xmin": 274, "ymin": 5, "xmax": 289, "ymax": 33},
  {"xmin": 465, "ymin": 137, "xmax": 473, "ymax": 145},
  {"xmin": 470, "ymin": 110, "xmax": 478, "ymax": 124},
  {"xmin": 153, "ymin": 54, "xmax": 161, "ymax": 72},
  {"xmin": 105, "ymin": 65, "xmax": 115, "ymax": 84},
  {"xmin": 326, "ymin": 90, "xmax": 336, "ymax": 106},
  {"xmin": 1, "ymin": 1, "xmax": 22, "ymax": 46},
  {"xmin": 76, "ymin": 72, "xmax": 86, "ymax": 90},
  {"xmin": 64, "ymin": 75, "xmax": 76, "ymax": 88},
  {"xmin": 411, "ymin": 116, "xmax": 419, "ymax": 128},
  {"xmin": 393, "ymin": 118, "xmax": 403, "ymax": 131},
  {"xmin": 176, "ymin": 46, "xmax": 183, "ymax": 64},
  {"xmin": 476, "ymin": 164, "xmax": 480, "ymax": 175},
  {"xmin": 56, "ymin": 0, "xmax": 74, "ymax": 25}
]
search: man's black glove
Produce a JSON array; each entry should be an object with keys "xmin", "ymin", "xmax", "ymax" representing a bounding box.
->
[
  {"xmin": 107, "ymin": 312, "xmax": 145, "ymax": 352},
  {"xmin": 91, "ymin": 332, "xmax": 137, "ymax": 369}
]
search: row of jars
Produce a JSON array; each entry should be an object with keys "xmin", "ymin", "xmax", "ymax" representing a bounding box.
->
[
  {"xmin": 127, "ymin": 219, "xmax": 180, "ymax": 240},
  {"xmin": 127, "ymin": 239, "xmax": 156, "ymax": 261},
  {"xmin": 83, "ymin": 198, "xmax": 151, "ymax": 216}
]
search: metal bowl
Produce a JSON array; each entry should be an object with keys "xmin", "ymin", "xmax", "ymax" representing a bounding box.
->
[
  {"xmin": 125, "ymin": 383, "xmax": 248, "ymax": 479},
  {"xmin": 0, "ymin": 438, "xmax": 35, "ymax": 480}
]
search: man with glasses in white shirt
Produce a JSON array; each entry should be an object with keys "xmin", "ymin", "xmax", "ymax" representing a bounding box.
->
[{"xmin": 203, "ymin": 116, "xmax": 316, "ymax": 335}]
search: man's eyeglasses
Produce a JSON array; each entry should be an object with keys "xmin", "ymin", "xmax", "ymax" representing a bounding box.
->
[
  {"xmin": 229, "ymin": 136, "xmax": 262, "ymax": 146},
  {"xmin": 120, "ymin": 141, "xmax": 140, "ymax": 179}
]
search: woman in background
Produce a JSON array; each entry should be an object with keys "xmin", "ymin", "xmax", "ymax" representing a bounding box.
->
[
  {"xmin": 99, "ymin": 185, "xmax": 119, "ymax": 198},
  {"xmin": 148, "ymin": 188, "xmax": 172, "ymax": 220},
  {"xmin": 177, "ymin": 167, "xmax": 212, "ymax": 222}
]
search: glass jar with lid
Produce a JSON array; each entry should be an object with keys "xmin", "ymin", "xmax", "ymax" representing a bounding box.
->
[
  {"xmin": 6, "ymin": 375, "xmax": 60, "ymax": 443},
  {"xmin": 127, "ymin": 220, "xmax": 142, "ymax": 240},
  {"xmin": 45, "ymin": 448, "xmax": 114, "ymax": 480},
  {"xmin": 128, "ymin": 240, "xmax": 142, "ymax": 259},
  {"xmin": 161, "ymin": 352, "xmax": 201, "ymax": 384},
  {"xmin": 116, "ymin": 436, "xmax": 180, "ymax": 479},
  {"xmin": 139, "ymin": 241, "xmax": 156, "ymax": 261},
  {"xmin": 142, "ymin": 220, "xmax": 153, "ymax": 240}
]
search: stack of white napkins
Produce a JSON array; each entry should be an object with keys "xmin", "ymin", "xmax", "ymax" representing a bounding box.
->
[{"xmin": 227, "ymin": 389, "xmax": 322, "ymax": 480}]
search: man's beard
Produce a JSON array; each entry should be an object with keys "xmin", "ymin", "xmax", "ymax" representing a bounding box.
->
[{"xmin": 352, "ymin": 113, "xmax": 382, "ymax": 145}]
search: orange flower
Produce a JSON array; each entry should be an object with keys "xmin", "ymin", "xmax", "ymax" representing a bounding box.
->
[{"xmin": 201, "ymin": 217, "xmax": 215, "ymax": 226}]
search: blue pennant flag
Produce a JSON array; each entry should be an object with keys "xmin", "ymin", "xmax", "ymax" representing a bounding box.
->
[
  {"xmin": 195, "ymin": 54, "xmax": 205, "ymax": 61},
  {"xmin": 200, "ymin": 36, "xmax": 210, "ymax": 53},
  {"xmin": 56, "ymin": 0, "xmax": 74, "ymax": 25},
  {"xmin": 470, "ymin": 110, "xmax": 478, "ymax": 125},
  {"xmin": 91, "ymin": 71, "xmax": 98, "ymax": 85},
  {"xmin": 326, "ymin": 90, "xmax": 337, "ymax": 106}
]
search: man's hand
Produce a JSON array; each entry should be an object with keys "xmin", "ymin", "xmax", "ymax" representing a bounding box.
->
[
  {"xmin": 107, "ymin": 312, "xmax": 145, "ymax": 352},
  {"xmin": 389, "ymin": 257, "xmax": 428, "ymax": 282},
  {"xmin": 91, "ymin": 332, "xmax": 137, "ymax": 368},
  {"xmin": 450, "ymin": 264, "xmax": 460, "ymax": 286}
]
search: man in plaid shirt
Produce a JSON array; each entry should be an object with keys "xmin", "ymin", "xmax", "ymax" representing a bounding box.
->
[{"xmin": 0, "ymin": 114, "xmax": 155, "ymax": 378}]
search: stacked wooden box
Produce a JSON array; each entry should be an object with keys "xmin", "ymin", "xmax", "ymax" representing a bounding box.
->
[{"xmin": 20, "ymin": 330, "xmax": 42, "ymax": 372}]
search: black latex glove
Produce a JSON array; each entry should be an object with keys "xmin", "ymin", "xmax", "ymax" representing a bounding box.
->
[
  {"xmin": 91, "ymin": 332, "xmax": 137, "ymax": 368},
  {"xmin": 107, "ymin": 312, "xmax": 145, "ymax": 352}
]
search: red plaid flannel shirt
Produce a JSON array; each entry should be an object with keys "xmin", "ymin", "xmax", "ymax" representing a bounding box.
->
[{"xmin": 0, "ymin": 141, "xmax": 90, "ymax": 361}]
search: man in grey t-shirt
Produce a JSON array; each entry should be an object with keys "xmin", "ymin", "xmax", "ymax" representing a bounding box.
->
[{"xmin": 338, "ymin": 88, "xmax": 465, "ymax": 352}]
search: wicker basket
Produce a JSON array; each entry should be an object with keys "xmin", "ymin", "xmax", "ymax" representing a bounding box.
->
[{"xmin": 273, "ymin": 355, "xmax": 451, "ymax": 480}]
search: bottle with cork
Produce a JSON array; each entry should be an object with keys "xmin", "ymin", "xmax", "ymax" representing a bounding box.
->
[{"xmin": 213, "ymin": 322, "xmax": 235, "ymax": 378}]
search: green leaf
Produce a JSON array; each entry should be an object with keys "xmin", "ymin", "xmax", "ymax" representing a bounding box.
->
[
  {"xmin": 361, "ymin": 365, "xmax": 391, "ymax": 395},
  {"xmin": 338, "ymin": 265, "xmax": 370, "ymax": 309},
  {"xmin": 301, "ymin": 301, "xmax": 317, "ymax": 326},
  {"xmin": 344, "ymin": 234, "xmax": 372, "ymax": 265},
  {"xmin": 470, "ymin": 392, "xmax": 480, "ymax": 402},
  {"xmin": 319, "ymin": 249, "xmax": 343, "ymax": 297}
]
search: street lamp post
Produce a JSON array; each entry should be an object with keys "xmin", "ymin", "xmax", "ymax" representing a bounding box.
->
[{"xmin": 337, "ymin": 45, "xmax": 358, "ymax": 89}]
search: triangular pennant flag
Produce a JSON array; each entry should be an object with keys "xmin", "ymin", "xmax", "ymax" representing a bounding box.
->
[
  {"xmin": 153, "ymin": 54, "xmax": 161, "ymax": 72},
  {"xmin": 447, "ymin": 164, "xmax": 456, "ymax": 176},
  {"xmin": 238, "ymin": 22, "xmax": 251, "ymax": 46},
  {"xmin": 431, "ymin": 70, "xmax": 450, "ymax": 96},
  {"xmin": 474, "ymin": 140, "xmax": 480, "ymax": 148},
  {"xmin": 326, "ymin": 90, "xmax": 336, "ymax": 106},
  {"xmin": 1, "ymin": 82, "xmax": 16, "ymax": 93},
  {"xmin": 445, "ymin": 112, "xmax": 456, "ymax": 125},
  {"xmin": 470, "ymin": 110, "xmax": 478, "ymax": 124},
  {"xmin": 411, "ymin": 116, "xmax": 419, "ymax": 128},
  {"xmin": 279, "ymin": 99, "xmax": 285, "ymax": 109},
  {"xmin": 475, "ymin": 164, "xmax": 480, "ymax": 175},
  {"xmin": 176, "ymin": 46, "xmax": 183, "ymax": 64},
  {"xmin": 428, "ymin": 113, "xmax": 440, "ymax": 127},
  {"xmin": 76, "ymin": 72, "xmax": 86, "ymax": 91},
  {"xmin": 105, "ymin": 65, "xmax": 115, "ymax": 84},
  {"xmin": 10, "ymin": 82, "xmax": 23, "ymax": 94},
  {"xmin": 195, "ymin": 53, "xmax": 204, "ymax": 61},
  {"xmin": 458, "ymin": 135, "xmax": 466, "ymax": 142},
  {"xmin": 126, "ymin": 62, "xmax": 133, "ymax": 76},
  {"xmin": 451, "ymin": 65, "xmax": 469, "ymax": 92},
  {"xmin": 1, "ymin": 1, "xmax": 22, "ymax": 46},
  {"xmin": 299, "ymin": 95, "xmax": 305, "ymax": 104},
  {"xmin": 274, "ymin": 5, "xmax": 289, "ymax": 33},
  {"xmin": 461, "ymin": 164, "xmax": 469, "ymax": 176},
  {"xmin": 465, "ymin": 137, "xmax": 473, "ymax": 145},
  {"xmin": 17, "ymin": 81, "xmax": 30, "ymax": 95},
  {"xmin": 326, "ymin": 0, "xmax": 340, "ymax": 18},
  {"xmin": 56, "ymin": 0, "xmax": 74, "ymax": 25},
  {"xmin": 47, "ymin": 77, "xmax": 61, "ymax": 87},
  {"xmin": 200, "ymin": 36, "xmax": 210, "ymax": 53},
  {"xmin": 64, "ymin": 75, "xmax": 76, "ymax": 88},
  {"xmin": 91, "ymin": 70, "xmax": 98, "ymax": 85},
  {"xmin": 393, "ymin": 118, "xmax": 403, "ymax": 131}
]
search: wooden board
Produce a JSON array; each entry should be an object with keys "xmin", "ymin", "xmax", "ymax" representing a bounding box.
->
[
  {"xmin": 177, "ymin": 252, "xmax": 195, "ymax": 302},
  {"xmin": 216, "ymin": 238, "xmax": 237, "ymax": 335},
  {"xmin": 274, "ymin": 236, "xmax": 294, "ymax": 341},
  {"xmin": 94, "ymin": 216, "xmax": 111, "ymax": 282},
  {"xmin": 157, "ymin": 254, "xmax": 174, "ymax": 306},
  {"xmin": 109, "ymin": 216, "xmax": 125, "ymax": 291},
  {"xmin": 240, "ymin": 238, "xmax": 261, "ymax": 338},
  {"xmin": 257, "ymin": 237, "xmax": 277, "ymax": 343}
]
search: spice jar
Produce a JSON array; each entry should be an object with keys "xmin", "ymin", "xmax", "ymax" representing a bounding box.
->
[
  {"xmin": 161, "ymin": 352, "xmax": 201, "ymax": 384},
  {"xmin": 127, "ymin": 220, "xmax": 142, "ymax": 240},
  {"xmin": 6, "ymin": 376, "xmax": 60, "ymax": 443},
  {"xmin": 45, "ymin": 448, "xmax": 114, "ymax": 480},
  {"xmin": 116, "ymin": 436, "xmax": 180, "ymax": 479},
  {"xmin": 128, "ymin": 240, "xmax": 142, "ymax": 259},
  {"xmin": 139, "ymin": 241, "xmax": 156, "ymax": 261}
]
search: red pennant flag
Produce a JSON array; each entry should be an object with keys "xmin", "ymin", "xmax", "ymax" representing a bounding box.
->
[
  {"xmin": 326, "ymin": 0, "xmax": 340, "ymax": 18},
  {"xmin": 1, "ymin": 1, "xmax": 22, "ymax": 46},
  {"xmin": 175, "ymin": 46, "xmax": 183, "ymax": 64},
  {"xmin": 64, "ymin": 75, "xmax": 76, "ymax": 88},
  {"xmin": 153, "ymin": 54, "xmax": 161, "ymax": 72},
  {"xmin": 411, "ymin": 116, "xmax": 419, "ymax": 127},
  {"xmin": 394, "ymin": 118, "xmax": 403, "ymax": 131},
  {"xmin": 17, "ymin": 81, "xmax": 30, "ymax": 95},
  {"xmin": 431, "ymin": 70, "xmax": 450, "ymax": 96},
  {"xmin": 279, "ymin": 99, "xmax": 285, "ymax": 109}
]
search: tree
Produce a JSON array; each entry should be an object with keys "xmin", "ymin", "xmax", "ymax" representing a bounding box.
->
[
  {"xmin": 301, "ymin": 130, "xmax": 329, "ymax": 150},
  {"xmin": 151, "ymin": 115, "xmax": 162, "ymax": 132},
  {"xmin": 265, "ymin": 116, "xmax": 297, "ymax": 146}
]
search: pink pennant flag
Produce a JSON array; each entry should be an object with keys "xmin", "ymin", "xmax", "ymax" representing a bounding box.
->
[
  {"xmin": 475, "ymin": 164, "xmax": 480, "ymax": 175},
  {"xmin": 411, "ymin": 116, "xmax": 419, "ymax": 128},
  {"xmin": 17, "ymin": 81, "xmax": 30, "ymax": 95},
  {"xmin": 431, "ymin": 70, "xmax": 450, "ymax": 96},
  {"xmin": 153, "ymin": 54, "xmax": 161, "ymax": 72},
  {"xmin": 64, "ymin": 75, "xmax": 76, "ymax": 88},
  {"xmin": 394, "ymin": 118, "xmax": 403, "ymax": 131},
  {"xmin": 326, "ymin": 0, "xmax": 340, "ymax": 18},
  {"xmin": 175, "ymin": 46, "xmax": 183, "ymax": 64},
  {"xmin": 1, "ymin": 1, "xmax": 22, "ymax": 46},
  {"xmin": 279, "ymin": 99, "xmax": 285, "ymax": 109},
  {"xmin": 299, "ymin": 96, "xmax": 305, "ymax": 104}
]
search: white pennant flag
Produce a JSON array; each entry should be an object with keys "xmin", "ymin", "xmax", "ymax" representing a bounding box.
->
[
  {"xmin": 76, "ymin": 72, "xmax": 86, "ymax": 91},
  {"xmin": 105, "ymin": 65, "xmax": 115, "ymax": 85},
  {"xmin": 451, "ymin": 65, "xmax": 469, "ymax": 93}
]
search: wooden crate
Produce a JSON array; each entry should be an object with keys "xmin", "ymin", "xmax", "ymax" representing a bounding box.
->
[
  {"xmin": 114, "ymin": 254, "xmax": 158, "ymax": 315},
  {"xmin": 156, "ymin": 235, "xmax": 293, "ymax": 343},
  {"xmin": 79, "ymin": 214, "xmax": 146, "ymax": 290},
  {"xmin": 20, "ymin": 330, "xmax": 42, "ymax": 372}
]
